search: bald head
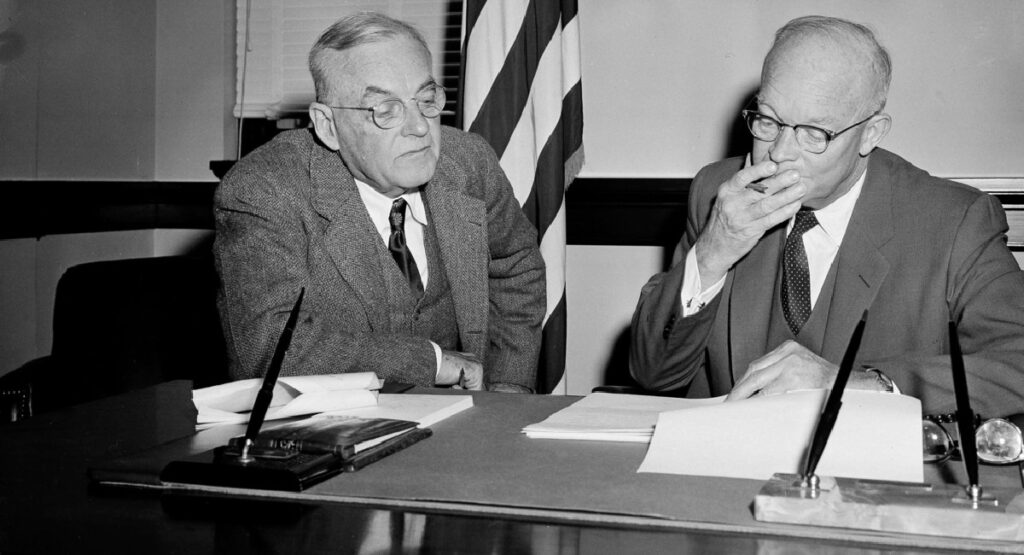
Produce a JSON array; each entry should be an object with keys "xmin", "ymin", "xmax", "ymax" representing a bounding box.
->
[{"xmin": 761, "ymin": 16, "xmax": 891, "ymax": 119}]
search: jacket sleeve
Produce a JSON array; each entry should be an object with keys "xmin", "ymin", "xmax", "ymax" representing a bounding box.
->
[
  {"xmin": 464, "ymin": 134, "xmax": 546, "ymax": 391},
  {"xmin": 629, "ymin": 163, "xmax": 725, "ymax": 392}
]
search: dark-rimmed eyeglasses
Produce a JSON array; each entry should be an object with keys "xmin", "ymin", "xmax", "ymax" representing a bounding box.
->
[
  {"xmin": 740, "ymin": 109, "xmax": 879, "ymax": 154},
  {"xmin": 327, "ymin": 84, "xmax": 446, "ymax": 130},
  {"xmin": 923, "ymin": 412, "xmax": 1024, "ymax": 466}
]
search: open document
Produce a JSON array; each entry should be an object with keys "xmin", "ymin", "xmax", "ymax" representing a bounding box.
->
[
  {"xmin": 638, "ymin": 389, "xmax": 923, "ymax": 483},
  {"xmin": 194, "ymin": 372, "xmax": 382, "ymax": 429}
]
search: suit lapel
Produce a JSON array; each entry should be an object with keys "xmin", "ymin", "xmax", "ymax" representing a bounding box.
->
[
  {"xmin": 821, "ymin": 155, "xmax": 894, "ymax": 361},
  {"xmin": 309, "ymin": 145, "xmax": 390, "ymax": 331},
  {"xmin": 727, "ymin": 223, "xmax": 786, "ymax": 382},
  {"xmin": 425, "ymin": 156, "xmax": 488, "ymax": 345}
]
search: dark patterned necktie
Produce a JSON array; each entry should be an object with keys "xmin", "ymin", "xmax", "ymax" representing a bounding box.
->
[
  {"xmin": 388, "ymin": 198, "xmax": 424, "ymax": 297},
  {"xmin": 782, "ymin": 210, "xmax": 819, "ymax": 334}
]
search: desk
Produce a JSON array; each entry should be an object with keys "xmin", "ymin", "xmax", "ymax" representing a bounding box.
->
[{"xmin": 2, "ymin": 381, "xmax": 1021, "ymax": 554}]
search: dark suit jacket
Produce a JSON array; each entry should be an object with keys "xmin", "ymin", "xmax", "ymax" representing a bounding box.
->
[
  {"xmin": 630, "ymin": 149, "xmax": 1024, "ymax": 416},
  {"xmin": 214, "ymin": 127, "xmax": 546, "ymax": 390}
]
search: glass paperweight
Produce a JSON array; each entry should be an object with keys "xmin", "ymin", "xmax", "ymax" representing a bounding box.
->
[
  {"xmin": 976, "ymin": 418, "xmax": 1024, "ymax": 464},
  {"xmin": 922, "ymin": 419, "xmax": 954, "ymax": 463}
]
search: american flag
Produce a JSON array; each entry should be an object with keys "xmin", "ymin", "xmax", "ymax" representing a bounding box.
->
[{"xmin": 458, "ymin": 0, "xmax": 584, "ymax": 394}]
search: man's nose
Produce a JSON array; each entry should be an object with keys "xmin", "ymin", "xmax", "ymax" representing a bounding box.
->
[
  {"xmin": 769, "ymin": 125, "xmax": 801, "ymax": 162},
  {"xmin": 400, "ymin": 101, "xmax": 430, "ymax": 136}
]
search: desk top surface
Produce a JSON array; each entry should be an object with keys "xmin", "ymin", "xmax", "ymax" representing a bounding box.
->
[{"xmin": 2, "ymin": 381, "xmax": 1021, "ymax": 554}]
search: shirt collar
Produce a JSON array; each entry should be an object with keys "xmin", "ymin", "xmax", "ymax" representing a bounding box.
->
[
  {"xmin": 353, "ymin": 180, "xmax": 429, "ymax": 233},
  {"xmin": 800, "ymin": 169, "xmax": 866, "ymax": 245}
]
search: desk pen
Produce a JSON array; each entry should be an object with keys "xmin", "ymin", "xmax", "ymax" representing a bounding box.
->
[
  {"xmin": 801, "ymin": 310, "xmax": 868, "ymax": 490},
  {"xmin": 948, "ymin": 320, "xmax": 983, "ymax": 503},
  {"xmin": 238, "ymin": 287, "xmax": 306, "ymax": 463}
]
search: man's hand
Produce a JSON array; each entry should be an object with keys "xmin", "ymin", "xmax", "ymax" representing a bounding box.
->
[
  {"xmin": 726, "ymin": 340, "xmax": 887, "ymax": 401},
  {"xmin": 694, "ymin": 161, "xmax": 806, "ymax": 286},
  {"xmin": 437, "ymin": 350, "xmax": 484, "ymax": 390}
]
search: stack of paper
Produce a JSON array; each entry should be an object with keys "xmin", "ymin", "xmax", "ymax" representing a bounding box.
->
[
  {"xmin": 194, "ymin": 373, "xmax": 382, "ymax": 429},
  {"xmin": 319, "ymin": 393, "xmax": 474, "ymax": 429},
  {"xmin": 522, "ymin": 392, "xmax": 722, "ymax": 442}
]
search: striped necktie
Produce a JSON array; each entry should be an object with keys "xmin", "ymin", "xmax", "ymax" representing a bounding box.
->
[{"xmin": 388, "ymin": 198, "xmax": 424, "ymax": 297}]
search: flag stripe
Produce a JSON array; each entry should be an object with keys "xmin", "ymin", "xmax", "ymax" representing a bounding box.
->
[
  {"xmin": 459, "ymin": 0, "xmax": 529, "ymax": 131},
  {"xmin": 462, "ymin": 0, "xmax": 488, "ymax": 36},
  {"xmin": 521, "ymin": 80, "xmax": 583, "ymax": 238},
  {"xmin": 461, "ymin": 0, "xmax": 581, "ymax": 394},
  {"xmin": 537, "ymin": 289, "xmax": 567, "ymax": 393},
  {"xmin": 561, "ymin": 81, "xmax": 584, "ymax": 156},
  {"xmin": 500, "ymin": 22, "xmax": 565, "ymax": 205},
  {"xmin": 467, "ymin": 1, "xmax": 562, "ymax": 158},
  {"xmin": 559, "ymin": 0, "xmax": 578, "ymax": 21},
  {"xmin": 539, "ymin": 203, "xmax": 566, "ymax": 326}
]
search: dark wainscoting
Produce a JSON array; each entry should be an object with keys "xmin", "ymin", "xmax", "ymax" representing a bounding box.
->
[
  {"xmin": 4, "ymin": 179, "xmax": 1022, "ymax": 247},
  {"xmin": 0, "ymin": 178, "xmax": 691, "ymax": 247},
  {"xmin": 566, "ymin": 178, "xmax": 688, "ymax": 247},
  {"xmin": 0, "ymin": 181, "xmax": 217, "ymax": 241}
]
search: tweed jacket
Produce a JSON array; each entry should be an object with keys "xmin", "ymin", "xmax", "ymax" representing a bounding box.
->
[
  {"xmin": 630, "ymin": 149, "xmax": 1024, "ymax": 416},
  {"xmin": 214, "ymin": 126, "xmax": 546, "ymax": 389}
]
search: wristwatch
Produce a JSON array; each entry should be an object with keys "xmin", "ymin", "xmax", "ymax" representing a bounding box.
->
[{"xmin": 863, "ymin": 366, "xmax": 896, "ymax": 393}]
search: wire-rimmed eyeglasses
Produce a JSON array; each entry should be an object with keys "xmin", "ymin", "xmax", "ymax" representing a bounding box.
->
[
  {"xmin": 327, "ymin": 84, "xmax": 446, "ymax": 130},
  {"xmin": 740, "ymin": 109, "xmax": 879, "ymax": 154}
]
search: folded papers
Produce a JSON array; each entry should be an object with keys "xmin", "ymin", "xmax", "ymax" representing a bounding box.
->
[
  {"xmin": 194, "ymin": 373, "xmax": 382, "ymax": 429},
  {"xmin": 521, "ymin": 392, "xmax": 722, "ymax": 442}
]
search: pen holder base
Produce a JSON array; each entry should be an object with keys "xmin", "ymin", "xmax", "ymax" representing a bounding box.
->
[
  {"xmin": 160, "ymin": 446, "xmax": 344, "ymax": 492},
  {"xmin": 754, "ymin": 472, "xmax": 1024, "ymax": 541}
]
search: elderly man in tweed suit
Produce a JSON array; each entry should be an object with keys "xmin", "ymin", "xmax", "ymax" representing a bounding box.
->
[{"xmin": 214, "ymin": 13, "xmax": 545, "ymax": 393}]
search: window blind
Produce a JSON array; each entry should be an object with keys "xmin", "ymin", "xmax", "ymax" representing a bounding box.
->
[{"xmin": 234, "ymin": 0, "xmax": 461, "ymax": 120}]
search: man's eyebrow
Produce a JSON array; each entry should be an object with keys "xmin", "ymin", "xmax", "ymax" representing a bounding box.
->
[
  {"xmin": 798, "ymin": 113, "xmax": 833, "ymax": 127},
  {"xmin": 361, "ymin": 86, "xmax": 394, "ymax": 100},
  {"xmin": 361, "ymin": 80, "xmax": 439, "ymax": 101},
  {"xmin": 416, "ymin": 79, "xmax": 439, "ymax": 92},
  {"xmin": 759, "ymin": 105, "xmax": 831, "ymax": 128}
]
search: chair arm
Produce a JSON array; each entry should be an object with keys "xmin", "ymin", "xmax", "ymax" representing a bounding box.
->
[{"xmin": 0, "ymin": 356, "xmax": 54, "ymax": 422}]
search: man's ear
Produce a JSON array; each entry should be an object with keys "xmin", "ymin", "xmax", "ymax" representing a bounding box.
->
[
  {"xmin": 859, "ymin": 112, "xmax": 891, "ymax": 156},
  {"xmin": 309, "ymin": 102, "xmax": 340, "ymax": 151}
]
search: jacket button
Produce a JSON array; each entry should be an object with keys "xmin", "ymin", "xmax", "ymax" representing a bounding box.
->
[{"xmin": 662, "ymin": 313, "xmax": 677, "ymax": 339}]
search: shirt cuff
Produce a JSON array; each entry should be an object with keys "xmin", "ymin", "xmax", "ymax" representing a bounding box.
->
[
  {"xmin": 431, "ymin": 341, "xmax": 442, "ymax": 379},
  {"xmin": 679, "ymin": 247, "xmax": 727, "ymax": 317}
]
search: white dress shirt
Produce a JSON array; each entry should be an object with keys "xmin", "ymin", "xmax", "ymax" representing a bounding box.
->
[
  {"xmin": 354, "ymin": 180, "xmax": 430, "ymax": 288},
  {"xmin": 354, "ymin": 180, "xmax": 442, "ymax": 374}
]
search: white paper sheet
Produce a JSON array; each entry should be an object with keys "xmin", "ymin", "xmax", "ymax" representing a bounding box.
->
[
  {"xmin": 194, "ymin": 373, "xmax": 382, "ymax": 428},
  {"xmin": 318, "ymin": 394, "xmax": 474, "ymax": 429},
  {"xmin": 522, "ymin": 392, "xmax": 724, "ymax": 442},
  {"xmin": 638, "ymin": 389, "xmax": 923, "ymax": 483}
]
